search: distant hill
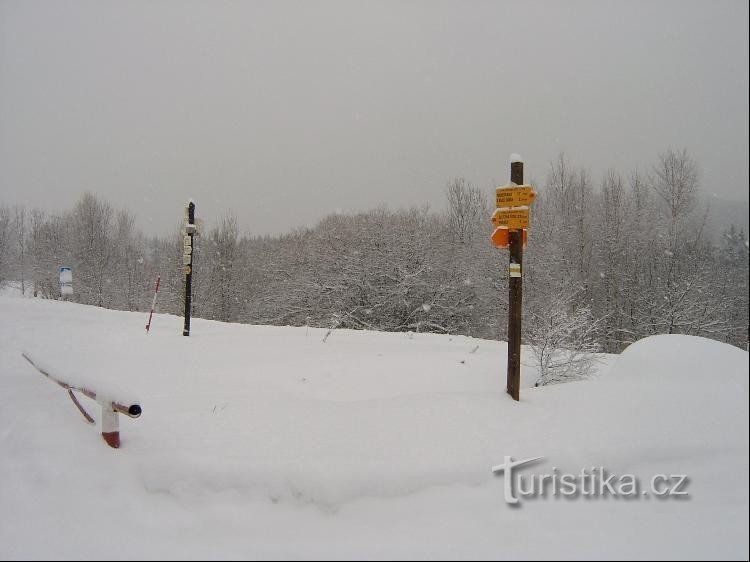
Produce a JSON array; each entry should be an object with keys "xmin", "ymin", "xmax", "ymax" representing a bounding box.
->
[{"xmin": 701, "ymin": 194, "xmax": 749, "ymax": 242}]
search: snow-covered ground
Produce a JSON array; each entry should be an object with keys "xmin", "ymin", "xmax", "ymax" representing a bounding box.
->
[{"xmin": 0, "ymin": 293, "xmax": 747, "ymax": 560}]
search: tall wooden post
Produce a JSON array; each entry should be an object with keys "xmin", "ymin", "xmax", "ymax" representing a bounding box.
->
[
  {"xmin": 506, "ymin": 160, "xmax": 523, "ymax": 401},
  {"xmin": 183, "ymin": 201, "xmax": 195, "ymax": 337}
]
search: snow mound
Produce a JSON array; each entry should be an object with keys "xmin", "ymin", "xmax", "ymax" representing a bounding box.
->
[
  {"xmin": 528, "ymin": 334, "xmax": 749, "ymax": 477},
  {"xmin": 607, "ymin": 334, "xmax": 749, "ymax": 386}
]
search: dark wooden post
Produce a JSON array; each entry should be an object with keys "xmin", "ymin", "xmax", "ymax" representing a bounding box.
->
[
  {"xmin": 507, "ymin": 160, "xmax": 523, "ymax": 400},
  {"xmin": 183, "ymin": 201, "xmax": 195, "ymax": 336}
]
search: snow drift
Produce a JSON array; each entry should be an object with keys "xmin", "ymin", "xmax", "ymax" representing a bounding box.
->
[{"xmin": 0, "ymin": 295, "xmax": 747, "ymax": 560}]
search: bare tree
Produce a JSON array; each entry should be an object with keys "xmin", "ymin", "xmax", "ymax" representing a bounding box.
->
[
  {"xmin": 546, "ymin": 152, "xmax": 576, "ymax": 228},
  {"xmin": 112, "ymin": 209, "xmax": 146, "ymax": 311},
  {"xmin": 13, "ymin": 206, "xmax": 27, "ymax": 295},
  {"xmin": 71, "ymin": 193, "xmax": 114, "ymax": 307},
  {"xmin": 595, "ymin": 170, "xmax": 627, "ymax": 350},
  {"xmin": 650, "ymin": 148, "xmax": 699, "ymax": 249},
  {"xmin": 203, "ymin": 214, "xmax": 239, "ymax": 322},
  {"xmin": 445, "ymin": 177, "xmax": 484, "ymax": 244},
  {"xmin": 0, "ymin": 206, "xmax": 11, "ymax": 288},
  {"xmin": 27, "ymin": 209, "xmax": 67, "ymax": 299}
]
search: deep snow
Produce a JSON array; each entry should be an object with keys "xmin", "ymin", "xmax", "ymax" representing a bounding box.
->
[{"xmin": 0, "ymin": 293, "xmax": 747, "ymax": 560}]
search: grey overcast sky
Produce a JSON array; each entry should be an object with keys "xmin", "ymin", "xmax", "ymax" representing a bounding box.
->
[{"xmin": 0, "ymin": 0, "xmax": 747, "ymax": 236}]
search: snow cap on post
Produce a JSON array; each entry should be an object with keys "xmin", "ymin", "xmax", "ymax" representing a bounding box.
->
[{"xmin": 510, "ymin": 153, "xmax": 523, "ymax": 164}]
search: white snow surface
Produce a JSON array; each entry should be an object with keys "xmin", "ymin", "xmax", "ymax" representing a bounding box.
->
[{"xmin": 0, "ymin": 295, "xmax": 747, "ymax": 560}]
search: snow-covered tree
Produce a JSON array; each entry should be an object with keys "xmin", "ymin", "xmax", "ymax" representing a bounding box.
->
[
  {"xmin": 70, "ymin": 193, "xmax": 115, "ymax": 307},
  {"xmin": 0, "ymin": 206, "xmax": 11, "ymax": 287},
  {"xmin": 13, "ymin": 206, "xmax": 27, "ymax": 295},
  {"xmin": 201, "ymin": 214, "xmax": 240, "ymax": 322},
  {"xmin": 1, "ymin": 145, "xmax": 745, "ymax": 352},
  {"xmin": 111, "ymin": 209, "xmax": 147, "ymax": 311},
  {"xmin": 526, "ymin": 289, "xmax": 602, "ymax": 387},
  {"xmin": 650, "ymin": 148, "xmax": 699, "ymax": 251},
  {"xmin": 446, "ymin": 177, "xmax": 485, "ymax": 245}
]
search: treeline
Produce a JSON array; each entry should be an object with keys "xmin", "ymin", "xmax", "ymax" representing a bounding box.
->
[{"xmin": 0, "ymin": 149, "xmax": 747, "ymax": 352}]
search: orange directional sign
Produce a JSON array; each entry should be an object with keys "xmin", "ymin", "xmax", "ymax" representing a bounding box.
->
[
  {"xmin": 491, "ymin": 226, "xmax": 528, "ymax": 249},
  {"xmin": 496, "ymin": 185, "xmax": 537, "ymax": 207},
  {"xmin": 491, "ymin": 207, "xmax": 530, "ymax": 230},
  {"xmin": 491, "ymin": 226, "xmax": 509, "ymax": 248}
]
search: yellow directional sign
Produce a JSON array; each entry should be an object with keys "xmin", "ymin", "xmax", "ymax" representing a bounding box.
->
[
  {"xmin": 491, "ymin": 207, "xmax": 530, "ymax": 230},
  {"xmin": 496, "ymin": 185, "xmax": 537, "ymax": 207}
]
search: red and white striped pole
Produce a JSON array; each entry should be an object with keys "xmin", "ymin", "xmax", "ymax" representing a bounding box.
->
[
  {"xmin": 101, "ymin": 405, "xmax": 121, "ymax": 448},
  {"xmin": 21, "ymin": 353, "xmax": 142, "ymax": 449},
  {"xmin": 146, "ymin": 275, "xmax": 161, "ymax": 333}
]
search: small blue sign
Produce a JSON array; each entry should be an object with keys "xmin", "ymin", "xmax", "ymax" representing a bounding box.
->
[{"xmin": 59, "ymin": 267, "xmax": 73, "ymax": 295}]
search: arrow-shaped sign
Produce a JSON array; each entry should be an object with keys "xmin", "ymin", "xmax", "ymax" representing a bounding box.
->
[
  {"xmin": 491, "ymin": 206, "xmax": 530, "ymax": 230},
  {"xmin": 496, "ymin": 185, "xmax": 537, "ymax": 207}
]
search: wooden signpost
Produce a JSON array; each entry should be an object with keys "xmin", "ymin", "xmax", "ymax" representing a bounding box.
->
[
  {"xmin": 491, "ymin": 156, "xmax": 537, "ymax": 401},
  {"xmin": 183, "ymin": 200, "xmax": 197, "ymax": 336}
]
